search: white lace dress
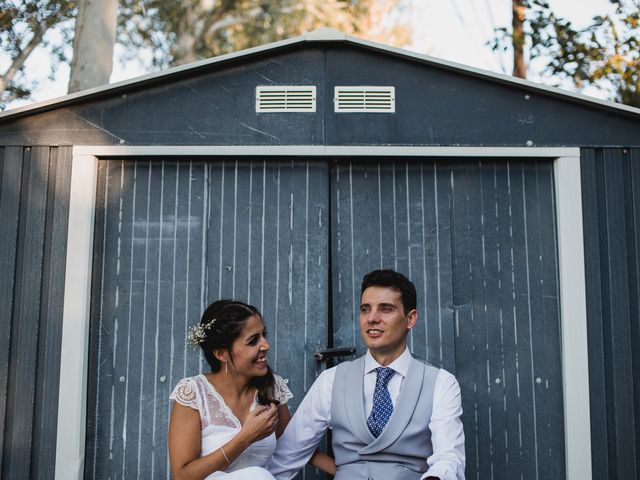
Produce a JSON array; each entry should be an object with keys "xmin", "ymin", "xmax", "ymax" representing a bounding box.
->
[{"xmin": 170, "ymin": 373, "xmax": 293, "ymax": 479}]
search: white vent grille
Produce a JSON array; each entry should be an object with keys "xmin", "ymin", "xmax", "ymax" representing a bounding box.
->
[
  {"xmin": 334, "ymin": 86, "xmax": 395, "ymax": 113},
  {"xmin": 256, "ymin": 86, "xmax": 316, "ymax": 112}
]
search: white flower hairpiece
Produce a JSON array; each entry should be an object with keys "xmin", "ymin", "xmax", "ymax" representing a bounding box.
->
[{"xmin": 187, "ymin": 317, "xmax": 216, "ymax": 347}]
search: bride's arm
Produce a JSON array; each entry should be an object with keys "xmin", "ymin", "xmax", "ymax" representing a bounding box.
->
[
  {"xmin": 168, "ymin": 402, "xmax": 234, "ymax": 480},
  {"xmin": 169, "ymin": 402, "xmax": 278, "ymax": 480},
  {"xmin": 275, "ymin": 404, "xmax": 291, "ymax": 438},
  {"xmin": 275, "ymin": 404, "xmax": 337, "ymax": 476},
  {"xmin": 309, "ymin": 450, "xmax": 337, "ymax": 476}
]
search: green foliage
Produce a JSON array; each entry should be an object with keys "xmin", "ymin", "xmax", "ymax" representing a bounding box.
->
[
  {"xmin": 493, "ymin": 0, "xmax": 640, "ymax": 107},
  {"xmin": 0, "ymin": 0, "xmax": 77, "ymax": 107},
  {"xmin": 117, "ymin": 0, "xmax": 409, "ymax": 69},
  {"xmin": 0, "ymin": 0, "xmax": 408, "ymax": 108}
]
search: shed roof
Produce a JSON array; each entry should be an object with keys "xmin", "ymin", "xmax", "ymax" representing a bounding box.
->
[{"xmin": 2, "ymin": 28, "xmax": 640, "ymax": 122}]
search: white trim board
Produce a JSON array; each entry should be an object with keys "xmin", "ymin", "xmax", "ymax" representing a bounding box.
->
[
  {"xmin": 553, "ymin": 156, "xmax": 592, "ymax": 479},
  {"xmin": 57, "ymin": 146, "xmax": 590, "ymax": 480},
  {"xmin": 73, "ymin": 145, "xmax": 580, "ymax": 158},
  {"xmin": 55, "ymin": 154, "xmax": 98, "ymax": 480}
]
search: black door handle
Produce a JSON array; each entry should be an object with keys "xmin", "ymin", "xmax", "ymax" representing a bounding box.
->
[{"xmin": 314, "ymin": 346, "xmax": 355, "ymax": 361}]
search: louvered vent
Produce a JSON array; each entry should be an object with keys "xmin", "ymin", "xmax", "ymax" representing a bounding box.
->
[
  {"xmin": 334, "ymin": 86, "xmax": 395, "ymax": 113},
  {"xmin": 256, "ymin": 86, "xmax": 316, "ymax": 112}
]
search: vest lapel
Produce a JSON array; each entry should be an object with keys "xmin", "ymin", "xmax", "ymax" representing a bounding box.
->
[
  {"xmin": 358, "ymin": 357, "xmax": 425, "ymax": 455},
  {"xmin": 342, "ymin": 356, "xmax": 376, "ymax": 445}
]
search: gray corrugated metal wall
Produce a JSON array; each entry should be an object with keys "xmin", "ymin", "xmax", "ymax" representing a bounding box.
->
[
  {"xmin": 2, "ymin": 47, "xmax": 640, "ymax": 147},
  {"xmin": 331, "ymin": 158, "xmax": 564, "ymax": 479},
  {"xmin": 0, "ymin": 146, "xmax": 71, "ymax": 479},
  {"xmin": 0, "ymin": 40, "xmax": 638, "ymax": 480},
  {"xmin": 87, "ymin": 156, "xmax": 565, "ymax": 479},
  {"xmin": 331, "ymin": 160, "xmax": 456, "ymax": 369},
  {"xmin": 85, "ymin": 158, "xmax": 330, "ymax": 479},
  {"xmin": 450, "ymin": 160, "xmax": 564, "ymax": 479},
  {"xmin": 2, "ymin": 147, "xmax": 640, "ymax": 479},
  {"xmin": 581, "ymin": 147, "xmax": 640, "ymax": 480}
]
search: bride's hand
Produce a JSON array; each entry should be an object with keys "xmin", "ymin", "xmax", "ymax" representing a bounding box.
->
[{"xmin": 239, "ymin": 403, "xmax": 278, "ymax": 443}]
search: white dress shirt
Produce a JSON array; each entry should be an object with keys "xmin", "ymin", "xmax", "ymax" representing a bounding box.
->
[{"xmin": 268, "ymin": 348, "xmax": 465, "ymax": 480}]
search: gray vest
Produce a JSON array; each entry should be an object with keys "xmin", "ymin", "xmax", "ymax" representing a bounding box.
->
[{"xmin": 330, "ymin": 355, "xmax": 440, "ymax": 480}]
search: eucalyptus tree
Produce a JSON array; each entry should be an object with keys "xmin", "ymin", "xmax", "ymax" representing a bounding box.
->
[
  {"xmin": 493, "ymin": 0, "xmax": 640, "ymax": 107},
  {"xmin": 1, "ymin": 0, "xmax": 410, "ymax": 110},
  {"xmin": 117, "ymin": 0, "xmax": 411, "ymax": 69},
  {"xmin": 0, "ymin": 0, "xmax": 77, "ymax": 106}
]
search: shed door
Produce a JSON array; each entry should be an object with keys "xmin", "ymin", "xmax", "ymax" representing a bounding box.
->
[
  {"xmin": 86, "ymin": 156, "xmax": 565, "ymax": 480},
  {"xmin": 85, "ymin": 158, "xmax": 329, "ymax": 479},
  {"xmin": 330, "ymin": 158, "xmax": 565, "ymax": 479}
]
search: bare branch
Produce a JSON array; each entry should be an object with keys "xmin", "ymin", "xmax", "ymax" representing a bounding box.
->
[
  {"xmin": 0, "ymin": 19, "xmax": 50, "ymax": 91},
  {"xmin": 206, "ymin": 7, "xmax": 265, "ymax": 36}
]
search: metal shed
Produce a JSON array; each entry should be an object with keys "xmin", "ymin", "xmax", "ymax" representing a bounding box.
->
[{"xmin": 0, "ymin": 28, "xmax": 638, "ymax": 480}]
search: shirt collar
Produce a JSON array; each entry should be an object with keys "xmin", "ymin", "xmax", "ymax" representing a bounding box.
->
[{"xmin": 364, "ymin": 347, "xmax": 411, "ymax": 379}]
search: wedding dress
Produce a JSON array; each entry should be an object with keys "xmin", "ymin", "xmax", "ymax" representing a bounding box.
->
[{"xmin": 171, "ymin": 373, "xmax": 293, "ymax": 479}]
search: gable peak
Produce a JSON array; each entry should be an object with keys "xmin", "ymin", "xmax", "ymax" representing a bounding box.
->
[{"xmin": 304, "ymin": 28, "xmax": 346, "ymax": 41}]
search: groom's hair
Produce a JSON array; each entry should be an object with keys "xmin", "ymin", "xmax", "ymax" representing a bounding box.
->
[{"xmin": 360, "ymin": 269, "xmax": 417, "ymax": 314}]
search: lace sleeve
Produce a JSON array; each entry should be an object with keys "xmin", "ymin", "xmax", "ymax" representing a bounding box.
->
[
  {"xmin": 273, "ymin": 373, "xmax": 293, "ymax": 405},
  {"xmin": 170, "ymin": 378, "xmax": 199, "ymax": 411}
]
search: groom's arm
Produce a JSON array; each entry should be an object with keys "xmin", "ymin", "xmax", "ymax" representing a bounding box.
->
[
  {"xmin": 423, "ymin": 369, "xmax": 466, "ymax": 480},
  {"xmin": 268, "ymin": 368, "xmax": 336, "ymax": 480}
]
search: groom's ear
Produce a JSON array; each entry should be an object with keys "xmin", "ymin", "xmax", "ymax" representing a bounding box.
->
[{"xmin": 406, "ymin": 309, "xmax": 418, "ymax": 330}]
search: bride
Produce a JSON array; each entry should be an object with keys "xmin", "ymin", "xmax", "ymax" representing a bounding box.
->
[{"xmin": 168, "ymin": 300, "xmax": 335, "ymax": 479}]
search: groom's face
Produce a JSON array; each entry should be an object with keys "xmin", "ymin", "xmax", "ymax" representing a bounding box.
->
[{"xmin": 359, "ymin": 286, "xmax": 417, "ymax": 362}]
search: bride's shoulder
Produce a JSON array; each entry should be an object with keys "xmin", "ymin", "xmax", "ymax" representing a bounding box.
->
[
  {"xmin": 272, "ymin": 372, "xmax": 293, "ymax": 405},
  {"xmin": 170, "ymin": 375, "xmax": 205, "ymax": 410}
]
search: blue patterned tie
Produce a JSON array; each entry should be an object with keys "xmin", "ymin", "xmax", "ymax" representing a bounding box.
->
[{"xmin": 366, "ymin": 367, "xmax": 396, "ymax": 437}]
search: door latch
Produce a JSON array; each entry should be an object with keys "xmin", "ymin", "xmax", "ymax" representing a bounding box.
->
[{"xmin": 314, "ymin": 346, "xmax": 356, "ymax": 361}]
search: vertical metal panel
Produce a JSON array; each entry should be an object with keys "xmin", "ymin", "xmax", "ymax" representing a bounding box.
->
[
  {"xmin": 523, "ymin": 161, "xmax": 564, "ymax": 477},
  {"xmin": 202, "ymin": 159, "xmax": 330, "ymax": 398},
  {"xmin": 85, "ymin": 159, "xmax": 209, "ymax": 479},
  {"xmin": 86, "ymin": 158, "xmax": 329, "ymax": 479},
  {"xmin": 451, "ymin": 159, "xmax": 564, "ymax": 480},
  {"xmin": 330, "ymin": 160, "xmax": 454, "ymax": 369},
  {"xmin": 204, "ymin": 160, "xmax": 330, "ymax": 480},
  {"xmin": 629, "ymin": 148, "xmax": 640, "ymax": 479},
  {"xmin": 2, "ymin": 147, "xmax": 50, "ymax": 479},
  {"xmin": 0, "ymin": 146, "xmax": 72, "ymax": 478},
  {"xmin": 332, "ymin": 158, "xmax": 564, "ymax": 480},
  {"xmin": 619, "ymin": 147, "xmax": 640, "ymax": 480},
  {"xmin": 600, "ymin": 148, "xmax": 637, "ymax": 479},
  {"xmin": 0, "ymin": 146, "xmax": 24, "ymax": 474},
  {"xmin": 31, "ymin": 146, "xmax": 72, "ymax": 479},
  {"xmin": 581, "ymin": 147, "xmax": 639, "ymax": 479},
  {"xmin": 84, "ymin": 159, "xmax": 116, "ymax": 479},
  {"xmin": 626, "ymin": 148, "xmax": 640, "ymax": 477},
  {"xmin": 580, "ymin": 148, "xmax": 609, "ymax": 479}
]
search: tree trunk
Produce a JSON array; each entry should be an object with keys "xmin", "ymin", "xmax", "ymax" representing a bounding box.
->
[
  {"xmin": 68, "ymin": 0, "xmax": 117, "ymax": 93},
  {"xmin": 512, "ymin": 0, "xmax": 526, "ymax": 78}
]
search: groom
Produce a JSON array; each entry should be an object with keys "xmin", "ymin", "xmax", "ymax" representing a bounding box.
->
[{"xmin": 269, "ymin": 269, "xmax": 465, "ymax": 480}]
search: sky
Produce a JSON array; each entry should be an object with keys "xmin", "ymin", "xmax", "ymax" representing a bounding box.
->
[
  {"xmin": 408, "ymin": 0, "xmax": 614, "ymax": 70},
  {"xmin": 2, "ymin": 0, "xmax": 618, "ymax": 110}
]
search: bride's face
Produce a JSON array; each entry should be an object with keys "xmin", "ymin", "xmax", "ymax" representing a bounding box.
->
[{"xmin": 228, "ymin": 315, "xmax": 270, "ymax": 377}]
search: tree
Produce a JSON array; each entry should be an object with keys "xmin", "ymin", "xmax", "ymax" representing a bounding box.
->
[
  {"xmin": 512, "ymin": 0, "xmax": 526, "ymax": 78},
  {"xmin": 68, "ymin": 0, "xmax": 118, "ymax": 93},
  {"xmin": 0, "ymin": 0, "xmax": 77, "ymax": 107},
  {"xmin": 494, "ymin": 0, "xmax": 640, "ymax": 107},
  {"xmin": 117, "ymin": 0, "xmax": 411, "ymax": 69},
  {"xmin": 1, "ymin": 0, "xmax": 410, "ymax": 109}
]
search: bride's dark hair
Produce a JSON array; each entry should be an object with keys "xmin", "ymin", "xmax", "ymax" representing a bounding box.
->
[{"xmin": 198, "ymin": 299, "xmax": 277, "ymax": 405}]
